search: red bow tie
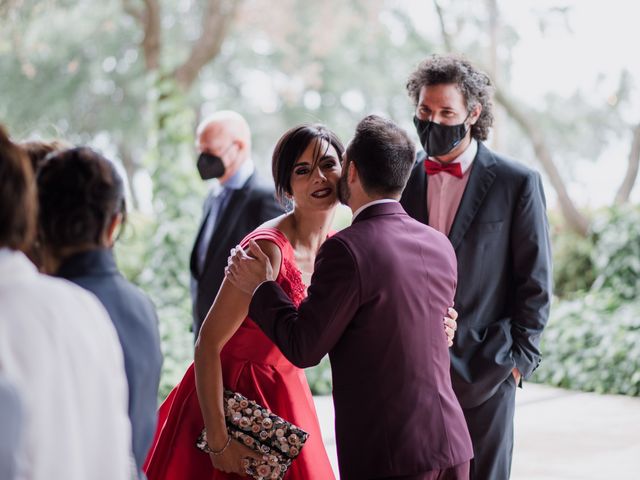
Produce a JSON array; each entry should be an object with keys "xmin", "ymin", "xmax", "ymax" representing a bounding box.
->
[{"xmin": 424, "ymin": 159, "xmax": 463, "ymax": 178}]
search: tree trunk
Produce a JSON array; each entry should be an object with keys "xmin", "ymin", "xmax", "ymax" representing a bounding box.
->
[
  {"xmin": 494, "ymin": 89, "xmax": 589, "ymax": 236},
  {"xmin": 119, "ymin": 142, "xmax": 140, "ymax": 210},
  {"xmin": 141, "ymin": 0, "xmax": 161, "ymax": 71},
  {"xmin": 614, "ymin": 122, "xmax": 640, "ymax": 204},
  {"xmin": 172, "ymin": 0, "xmax": 242, "ymax": 90}
]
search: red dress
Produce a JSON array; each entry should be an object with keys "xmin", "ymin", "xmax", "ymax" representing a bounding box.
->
[{"xmin": 144, "ymin": 228, "xmax": 335, "ymax": 480}]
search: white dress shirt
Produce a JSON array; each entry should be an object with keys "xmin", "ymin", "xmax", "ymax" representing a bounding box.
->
[
  {"xmin": 352, "ymin": 198, "xmax": 399, "ymax": 222},
  {"xmin": 0, "ymin": 249, "xmax": 132, "ymax": 480},
  {"xmin": 427, "ymin": 139, "xmax": 478, "ymax": 235}
]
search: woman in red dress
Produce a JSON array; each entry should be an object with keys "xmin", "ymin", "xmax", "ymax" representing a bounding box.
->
[{"xmin": 144, "ymin": 124, "xmax": 343, "ymax": 479}]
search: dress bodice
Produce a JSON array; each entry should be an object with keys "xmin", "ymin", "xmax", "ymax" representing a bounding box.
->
[{"xmin": 221, "ymin": 228, "xmax": 306, "ymax": 366}]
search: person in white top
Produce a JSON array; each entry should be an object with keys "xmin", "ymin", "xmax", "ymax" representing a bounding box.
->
[
  {"xmin": 0, "ymin": 374, "xmax": 23, "ymax": 480},
  {"xmin": 0, "ymin": 125, "xmax": 132, "ymax": 480}
]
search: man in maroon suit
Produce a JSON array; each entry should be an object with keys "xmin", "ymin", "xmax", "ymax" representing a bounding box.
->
[{"xmin": 226, "ymin": 115, "xmax": 472, "ymax": 480}]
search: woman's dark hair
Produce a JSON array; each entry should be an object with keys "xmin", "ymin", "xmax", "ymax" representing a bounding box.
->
[
  {"xmin": 36, "ymin": 147, "xmax": 127, "ymax": 251},
  {"xmin": 272, "ymin": 124, "xmax": 344, "ymax": 202},
  {"xmin": 406, "ymin": 54, "xmax": 494, "ymax": 141},
  {"xmin": 0, "ymin": 124, "xmax": 37, "ymax": 251}
]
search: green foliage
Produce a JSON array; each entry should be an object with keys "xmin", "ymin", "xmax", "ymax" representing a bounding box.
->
[
  {"xmin": 0, "ymin": 1, "xmax": 147, "ymax": 143},
  {"xmin": 551, "ymin": 226, "xmax": 595, "ymax": 297},
  {"xmin": 195, "ymin": 2, "xmax": 436, "ymax": 163},
  {"xmin": 590, "ymin": 205, "xmax": 640, "ymax": 300},
  {"xmin": 305, "ymin": 357, "xmax": 333, "ymax": 395},
  {"xmin": 533, "ymin": 205, "xmax": 640, "ymax": 396},
  {"xmin": 137, "ymin": 74, "xmax": 204, "ymax": 400},
  {"xmin": 532, "ymin": 291, "xmax": 640, "ymax": 396},
  {"xmin": 114, "ymin": 211, "xmax": 155, "ymax": 284}
]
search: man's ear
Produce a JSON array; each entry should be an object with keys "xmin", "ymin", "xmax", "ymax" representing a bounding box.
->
[
  {"xmin": 235, "ymin": 138, "xmax": 248, "ymax": 155},
  {"xmin": 469, "ymin": 104, "xmax": 482, "ymax": 125},
  {"xmin": 106, "ymin": 213, "xmax": 123, "ymax": 246},
  {"xmin": 348, "ymin": 160, "xmax": 358, "ymax": 184}
]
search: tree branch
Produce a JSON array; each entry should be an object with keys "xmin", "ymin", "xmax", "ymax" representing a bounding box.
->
[
  {"xmin": 141, "ymin": 0, "xmax": 161, "ymax": 71},
  {"xmin": 122, "ymin": 0, "xmax": 144, "ymax": 23},
  {"xmin": 123, "ymin": 0, "xmax": 161, "ymax": 71},
  {"xmin": 172, "ymin": 0, "xmax": 242, "ymax": 90},
  {"xmin": 494, "ymin": 89, "xmax": 589, "ymax": 236},
  {"xmin": 614, "ymin": 122, "xmax": 640, "ymax": 205},
  {"xmin": 433, "ymin": 0, "xmax": 454, "ymax": 52}
]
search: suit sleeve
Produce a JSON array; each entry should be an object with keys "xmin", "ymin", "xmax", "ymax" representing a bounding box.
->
[
  {"xmin": 510, "ymin": 171, "xmax": 553, "ymax": 379},
  {"xmin": 248, "ymin": 237, "xmax": 360, "ymax": 368}
]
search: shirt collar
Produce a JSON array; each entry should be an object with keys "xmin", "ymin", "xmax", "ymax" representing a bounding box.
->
[
  {"xmin": 56, "ymin": 249, "xmax": 119, "ymax": 280},
  {"xmin": 429, "ymin": 138, "xmax": 477, "ymax": 175},
  {"xmin": 223, "ymin": 159, "xmax": 255, "ymax": 190},
  {"xmin": 352, "ymin": 198, "xmax": 398, "ymax": 222}
]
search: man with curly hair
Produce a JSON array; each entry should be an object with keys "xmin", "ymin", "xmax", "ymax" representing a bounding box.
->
[{"xmin": 400, "ymin": 54, "xmax": 553, "ymax": 480}]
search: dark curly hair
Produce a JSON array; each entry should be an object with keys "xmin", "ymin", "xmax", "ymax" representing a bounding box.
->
[
  {"xmin": 406, "ymin": 54, "xmax": 494, "ymax": 141},
  {"xmin": 36, "ymin": 147, "xmax": 126, "ymax": 252},
  {"xmin": 272, "ymin": 124, "xmax": 344, "ymax": 203}
]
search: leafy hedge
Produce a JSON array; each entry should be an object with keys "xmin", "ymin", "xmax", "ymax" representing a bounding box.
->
[
  {"xmin": 532, "ymin": 205, "xmax": 640, "ymax": 396},
  {"xmin": 531, "ymin": 291, "xmax": 640, "ymax": 395}
]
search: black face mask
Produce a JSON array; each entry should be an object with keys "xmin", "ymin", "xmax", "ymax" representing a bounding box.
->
[
  {"xmin": 197, "ymin": 153, "xmax": 225, "ymax": 180},
  {"xmin": 413, "ymin": 114, "xmax": 470, "ymax": 157}
]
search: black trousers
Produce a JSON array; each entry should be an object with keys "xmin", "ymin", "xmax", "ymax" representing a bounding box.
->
[{"xmin": 463, "ymin": 375, "xmax": 517, "ymax": 480}]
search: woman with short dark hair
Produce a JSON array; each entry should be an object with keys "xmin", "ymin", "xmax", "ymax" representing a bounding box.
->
[{"xmin": 145, "ymin": 124, "xmax": 343, "ymax": 480}]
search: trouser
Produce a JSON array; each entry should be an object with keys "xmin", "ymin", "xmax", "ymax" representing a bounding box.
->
[
  {"xmin": 384, "ymin": 461, "xmax": 471, "ymax": 480},
  {"xmin": 463, "ymin": 374, "xmax": 517, "ymax": 480}
]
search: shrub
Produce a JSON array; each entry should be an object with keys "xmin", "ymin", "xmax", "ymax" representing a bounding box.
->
[
  {"xmin": 533, "ymin": 205, "xmax": 640, "ymax": 396},
  {"xmin": 551, "ymin": 228, "xmax": 595, "ymax": 298},
  {"xmin": 531, "ymin": 291, "xmax": 640, "ymax": 395}
]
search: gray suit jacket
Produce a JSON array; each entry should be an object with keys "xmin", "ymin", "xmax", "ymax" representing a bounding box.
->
[
  {"xmin": 57, "ymin": 249, "xmax": 163, "ymax": 479},
  {"xmin": 400, "ymin": 143, "xmax": 552, "ymax": 408}
]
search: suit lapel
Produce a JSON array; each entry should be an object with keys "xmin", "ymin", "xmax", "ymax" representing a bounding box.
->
[
  {"xmin": 448, "ymin": 143, "xmax": 497, "ymax": 250},
  {"xmin": 200, "ymin": 175, "xmax": 254, "ymax": 274},
  {"xmin": 190, "ymin": 195, "xmax": 214, "ymax": 276},
  {"xmin": 400, "ymin": 151, "xmax": 429, "ymax": 224}
]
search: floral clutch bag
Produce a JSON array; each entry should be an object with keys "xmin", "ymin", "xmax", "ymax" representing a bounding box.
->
[{"xmin": 196, "ymin": 390, "xmax": 309, "ymax": 480}]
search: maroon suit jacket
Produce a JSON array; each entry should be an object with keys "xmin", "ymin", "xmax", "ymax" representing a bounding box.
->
[{"xmin": 249, "ymin": 202, "xmax": 472, "ymax": 479}]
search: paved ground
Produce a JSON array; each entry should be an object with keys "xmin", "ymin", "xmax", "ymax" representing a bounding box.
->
[{"xmin": 313, "ymin": 383, "xmax": 640, "ymax": 479}]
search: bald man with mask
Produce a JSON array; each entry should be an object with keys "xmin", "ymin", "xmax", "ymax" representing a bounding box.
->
[{"xmin": 190, "ymin": 111, "xmax": 284, "ymax": 339}]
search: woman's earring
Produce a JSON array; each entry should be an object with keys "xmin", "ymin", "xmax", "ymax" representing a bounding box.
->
[{"xmin": 284, "ymin": 192, "xmax": 294, "ymax": 211}]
